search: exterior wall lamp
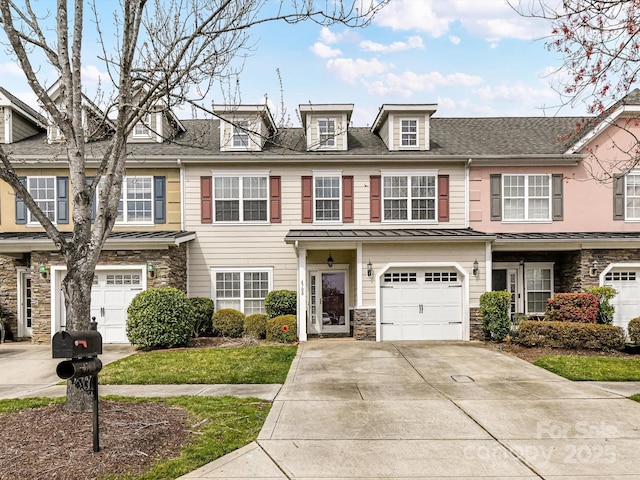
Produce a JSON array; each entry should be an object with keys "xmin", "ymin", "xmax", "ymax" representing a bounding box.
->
[
  {"xmin": 147, "ymin": 263, "xmax": 156, "ymax": 279},
  {"xmin": 39, "ymin": 265, "xmax": 49, "ymax": 279},
  {"xmin": 589, "ymin": 260, "xmax": 599, "ymax": 277},
  {"xmin": 367, "ymin": 260, "xmax": 373, "ymax": 277},
  {"xmin": 472, "ymin": 259, "xmax": 479, "ymax": 277},
  {"xmin": 327, "ymin": 252, "xmax": 333, "ymax": 268}
]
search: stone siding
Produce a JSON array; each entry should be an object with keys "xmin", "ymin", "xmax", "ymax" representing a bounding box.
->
[
  {"xmin": 469, "ymin": 307, "xmax": 483, "ymax": 340},
  {"xmin": 353, "ymin": 308, "xmax": 376, "ymax": 341}
]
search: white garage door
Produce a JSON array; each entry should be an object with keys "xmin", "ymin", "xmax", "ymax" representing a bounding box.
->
[
  {"xmin": 380, "ymin": 269, "xmax": 463, "ymax": 340},
  {"xmin": 604, "ymin": 269, "xmax": 640, "ymax": 333},
  {"xmin": 90, "ymin": 270, "xmax": 144, "ymax": 343}
]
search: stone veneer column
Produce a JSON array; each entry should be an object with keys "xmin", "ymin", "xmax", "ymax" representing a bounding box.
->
[{"xmin": 353, "ymin": 308, "xmax": 376, "ymax": 341}]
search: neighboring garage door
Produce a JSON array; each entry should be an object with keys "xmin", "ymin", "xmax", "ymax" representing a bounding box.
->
[
  {"xmin": 604, "ymin": 268, "xmax": 640, "ymax": 333},
  {"xmin": 380, "ymin": 268, "xmax": 463, "ymax": 340},
  {"xmin": 90, "ymin": 269, "xmax": 144, "ymax": 343}
]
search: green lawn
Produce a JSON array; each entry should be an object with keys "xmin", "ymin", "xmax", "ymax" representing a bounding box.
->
[
  {"xmin": 534, "ymin": 355, "xmax": 640, "ymax": 381},
  {"xmin": 0, "ymin": 396, "xmax": 270, "ymax": 480},
  {"xmin": 99, "ymin": 345, "xmax": 297, "ymax": 384}
]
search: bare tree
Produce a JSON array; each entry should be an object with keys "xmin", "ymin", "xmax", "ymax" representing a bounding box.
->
[
  {"xmin": 0, "ymin": 0, "xmax": 387, "ymax": 411},
  {"xmin": 516, "ymin": 0, "xmax": 640, "ymax": 181}
]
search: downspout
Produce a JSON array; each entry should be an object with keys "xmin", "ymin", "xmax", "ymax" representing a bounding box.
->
[{"xmin": 465, "ymin": 158, "xmax": 472, "ymax": 228}]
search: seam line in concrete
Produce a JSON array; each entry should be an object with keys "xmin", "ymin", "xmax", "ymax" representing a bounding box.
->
[{"xmin": 256, "ymin": 440, "xmax": 292, "ymax": 480}]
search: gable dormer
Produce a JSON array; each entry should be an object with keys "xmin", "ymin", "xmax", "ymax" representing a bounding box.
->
[
  {"xmin": 213, "ymin": 104, "xmax": 277, "ymax": 152},
  {"xmin": 129, "ymin": 93, "xmax": 186, "ymax": 144},
  {"xmin": 0, "ymin": 87, "xmax": 45, "ymax": 144},
  {"xmin": 45, "ymin": 78, "xmax": 115, "ymax": 144},
  {"xmin": 299, "ymin": 104, "xmax": 353, "ymax": 151},
  {"xmin": 371, "ymin": 104, "xmax": 437, "ymax": 151}
]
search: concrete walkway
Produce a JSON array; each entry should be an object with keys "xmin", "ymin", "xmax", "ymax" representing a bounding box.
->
[{"xmin": 182, "ymin": 340, "xmax": 640, "ymax": 479}]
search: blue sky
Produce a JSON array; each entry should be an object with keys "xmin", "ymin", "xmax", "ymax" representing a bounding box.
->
[{"xmin": 0, "ymin": 0, "xmax": 579, "ymax": 127}]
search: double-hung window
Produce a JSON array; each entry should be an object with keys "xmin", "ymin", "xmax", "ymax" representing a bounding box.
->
[
  {"xmin": 232, "ymin": 120, "xmax": 250, "ymax": 148},
  {"xmin": 625, "ymin": 172, "xmax": 640, "ymax": 220},
  {"xmin": 214, "ymin": 268, "xmax": 271, "ymax": 314},
  {"xmin": 318, "ymin": 119, "xmax": 336, "ymax": 148},
  {"xmin": 118, "ymin": 176, "xmax": 153, "ymax": 223},
  {"xmin": 525, "ymin": 265, "xmax": 553, "ymax": 314},
  {"xmin": 314, "ymin": 175, "xmax": 340, "ymax": 221},
  {"xmin": 383, "ymin": 173, "xmax": 436, "ymax": 221},
  {"xmin": 400, "ymin": 119, "xmax": 418, "ymax": 147},
  {"xmin": 133, "ymin": 113, "xmax": 152, "ymax": 138},
  {"xmin": 214, "ymin": 175, "xmax": 267, "ymax": 222},
  {"xmin": 502, "ymin": 174, "xmax": 551, "ymax": 221},
  {"xmin": 28, "ymin": 177, "xmax": 56, "ymax": 223}
]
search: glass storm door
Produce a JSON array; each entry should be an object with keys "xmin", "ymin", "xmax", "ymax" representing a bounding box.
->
[
  {"xmin": 18, "ymin": 270, "xmax": 32, "ymax": 337},
  {"xmin": 308, "ymin": 270, "xmax": 348, "ymax": 334}
]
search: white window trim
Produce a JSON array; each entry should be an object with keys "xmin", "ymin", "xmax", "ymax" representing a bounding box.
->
[
  {"xmin": 524, "ymin": 262, "xmax": 554, "ymax": 315},
  {"xmin": 97, "ymin": 175, "xmax": 155, "ymax": 226},
  {"xmin": 27, "ymin": 176, "xmax": 57, "ymax": 225},
  {"xmin": 211, "ymin": 170, "xmax": 270, "ymax": 224},
  {"xmin": 318, "ymin": 118, "xmax": 337, "ymax": 149},
  {"xmin": 380, "ymin": 169, "xmax": 439, "ymax": 223},
  {"xmin": 231, "ymin": 119, "xmax": 251, "ymax": 150},
  {"xmin": 625, "ymin": 171, "xmax": 640, "ymax": 221},
  {"xmin": 133, "ymin": 113, "xmax": 152, "ymax": 138},
  {"xmin": 399, "ymin": 117, "xmax": 419, "ymax": 149},
  {"xmin": 501, "ymin": 174, "xmax": 552, "ymax": 223},
  {"xmin": 211, "ymin": 266, "xmax": 274, "ymax": 314},
  {"xmin": 312, "ymin": 170, "xmax": 342, "ymax": 223}
]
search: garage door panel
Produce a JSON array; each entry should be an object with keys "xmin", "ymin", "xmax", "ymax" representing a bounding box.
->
[
  {"xmin": 380, "ymin": 269, "xmax": 463, "ymax": 341},
  {"xmin": 605, "ymin": 269, "xmax": 640, "ymax": 332}
]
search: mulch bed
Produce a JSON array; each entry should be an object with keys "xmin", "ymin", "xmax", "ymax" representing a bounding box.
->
[
  {"xmin": 486, "ymin": 341, "xmax": 638, "ymax": 363},
  {"xmin": 0, "ymin": 400, "xmax": 190, "ymax": 480}
]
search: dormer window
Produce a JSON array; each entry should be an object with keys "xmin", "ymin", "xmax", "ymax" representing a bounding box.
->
[
  {"xmin": 319, "ymin": 119, "xmax": 336, "ymax": 148},
  {"xmin": 401, "ymin": 119, "xmax": 418, "ymax": 147},
  {"xmin": 232, "ymin": 120, "xmax": 250, "ymax": 148},
  {"xmin": 134, "ymin": 113, "xmax": 152, "ymax": 138}
]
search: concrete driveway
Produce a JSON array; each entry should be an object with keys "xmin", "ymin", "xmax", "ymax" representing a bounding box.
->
[{"xmin": 185, "ymin": 339, "xmax": 640, "ymax": 479}]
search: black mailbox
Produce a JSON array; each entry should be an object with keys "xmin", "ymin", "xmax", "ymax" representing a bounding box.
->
[{"xmin": 52, "ymin": 330, "xmax": 102, "ymax": 359}]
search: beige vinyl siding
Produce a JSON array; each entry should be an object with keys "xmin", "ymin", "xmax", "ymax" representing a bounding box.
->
[
  {"xmin": 12, "ymin": 111, "xmax": 40, "ymax": 142},
  {"xmin": 377, "ymin": 117, "xmax": 389, "ymax": 149},
  {"xmin": 128, "ymin": 112, "xmax": 158, "ymax": 143},
  {"xmin": 0, "ymin": 107, "xmax": 4, "ymax": 143},
  {"xmin": 391, "ymin": 115, "xmax": 428, "ymax": 151},
  {"xmin": 185, "ymin": 163, "xmax": 468, "ymax": 299},
  {"xmin": 219, "ymin": 116, "xmax": 267, "ymax": 152},
  {"xmin": 305, "ymin": 113, "xmax": 348, "ymax": 151},
  {"xmin": 361, "ymin": 242, "xmax": 487, "ymax": 306}
]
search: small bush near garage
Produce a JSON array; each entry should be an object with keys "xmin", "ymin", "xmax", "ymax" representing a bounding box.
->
[
  {"xmin": 264, "ymin": 290, "xmax": 297, "ymax": 319},
  {"xmin": 545, "ymin": 293, "xmax": 599, "ymax": 323},
  {"xmin": 189, "ymin": 297, "xmax": 214, "ymax": 337},
  {"xmin": 244, "ymin": 313, "xmax": 267, "ymax": 339},
  {"xmin": 266, "ymin": 314, "xmax": 297, "ymax": 343},
  {"xmin": 583, "ymin": 286, "xmax": 617, "ymax": 324},
  {"xmin": 126, "ymin": 287, "xmax": 195, "ymax": 350},
  {"xmin": 516, "ymin": 320, "xmax": 625, "ymax": 350},
  {"xmin": 480, "ymin": 290, "xmax": 512, "ymax": 341},
  {"xmin": 212, "ymin": 308, "xmax": 245, "ymax": 338},
  {"xmin": 628, "ymin": 318, "xmax": 640, "ymax": 344}
]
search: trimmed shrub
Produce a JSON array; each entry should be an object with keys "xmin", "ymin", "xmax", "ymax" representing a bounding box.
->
[
  {"xmin": 545, "ymin": 293, "xmax": 599, "ymax": 323},
  {"xmin": 126, "ymin": 287, "xmax": 195, "ymax": 350},
  {"xmin": 583, "ymin": 286, "xmax": 617, "ymax": 325},
  {"xmin": 628, "ymin": 318, "xmax": 640, "ymax": 344},
  {"xmin": 479, "ymin": 290, "xmax": 512, "ymax": 341},
  {"xmin": 266, "ymin": 314, "xmax": 297, "ymax": 343},
  {"xmin": 212, "ymin": 308, "xmax": 245, "ymax": 338},
  {"xmin": 516, "ymin": 320, "xmax": 625, "ymax": 350},
  {"xmin": 189, "ymin": 297, "xmax": 214, "ymax": 337},
  {"xmin": 244, "ymin": 313, "xmax": 267, "ymax": 339},
  {"xmin": 264, "ymin": 290, "xmax": 297, "ymax": 319}
]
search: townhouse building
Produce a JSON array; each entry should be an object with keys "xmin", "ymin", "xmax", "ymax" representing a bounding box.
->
[{"xmin": 2, "ymin": 86, "xmax": 640, "ymax": 344}]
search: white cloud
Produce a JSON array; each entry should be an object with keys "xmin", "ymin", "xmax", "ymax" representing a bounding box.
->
[
  {"xmin": 359, "ymin": 35, "xmax": 424, "ymax": 53},
  {"xmin": 310, "ymin": 42, "xmax": 342, "ymax": 58},
  {"xmin": 365, "ymin": 70, "xmax": 483, "ymax": 97},
  {"xmin": 0, "ymin": 62, "xmax": 26, "ymax": 77},
  {"xmin": 375, "ymin": 0, "xmax": 550, "ymax": 42},
  {"xmin": 319, "ymin": 26, "xmax": 358, "ymax": 44},
  {"xmin": 81, "ymin": 65, "xmax": 105, "ymax": 85},
  {"xmin": 326, "ymin": 57, "xmax": 390, "ymax": 84},
  {"xmin": 474, "ymin": 83, "xmax": 557, "ymax": 104},
  {"xmin": 449, "ymin": 35, "xmax": 461, "ymax": 45}
]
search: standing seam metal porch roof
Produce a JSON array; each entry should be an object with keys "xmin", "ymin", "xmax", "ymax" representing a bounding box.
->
[{"xmin": 285, "ymin": 228, "xmax": 496, "ymax": 243}]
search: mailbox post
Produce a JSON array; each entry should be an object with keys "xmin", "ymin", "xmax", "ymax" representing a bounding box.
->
[{"xmin": 52, "ymin": 322, "xmax": 103, "ymax": 452}]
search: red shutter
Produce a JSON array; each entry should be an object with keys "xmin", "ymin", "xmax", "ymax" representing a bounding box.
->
[
  {"xmin": 438, "ymin": 174, "xmax": 450, "ymax": 222},
  {"xmin": 302, "ymin": 176, "xmax": 313, "ymax": 223},
  {"xmin": 270, "ymin": 176, "xmax": 282, "ymax": 223},
  {"xmin": 200, "ymin": 176, "xmax": 213, "ymax": 224},
  {"xmin": 370, "ymin": 175, "xmax": 381, "ymax": 222},
  {"xmin": 342, "ymin": 175, "xmax": 354, "ymax": 223}
]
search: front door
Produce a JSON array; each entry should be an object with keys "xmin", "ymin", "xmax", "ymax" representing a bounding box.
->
[
  {"xmin": 492, "ymin": 267, "xmax": 520, "ymax": 318},
  {"xmin": 308, "ymin": 270, "xmax": 348, "ymax": 334}
]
